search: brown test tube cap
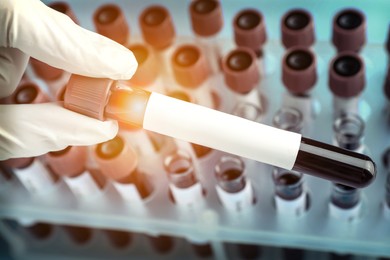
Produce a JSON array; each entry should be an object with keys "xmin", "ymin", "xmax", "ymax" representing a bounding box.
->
[
  {"xmin": 282, "ymin": 47, "xmax": 317, "ymax": 94},
  {"xmin": 64, "ymin": 75, "xmax": 114, "ymax": 120},
  {"xmin": 93, "ymin": 135, "xmax": 138, "ymax": 181},
  {"xmin": 45, "ymin": 146, "xmax": 88, "ymax": 178},
  {"xmin": 139, "ymin": 5, "xmax": 175, "ymax": 50},
  {"xmin": 189, "ymin": 0, "xmax": 223, "ymax": 37},
  {"xmin": 384, "ymin": 66, "xmax": 390, "ymax": 100},
  {"xmin": 233, "ymin": 9, "xmax": 267, "ymax": 53},
  {"xmin": 171, "ymin": 44, "xmax": 209, "ymax": 88},
  {"xmin": 332, "ymin": 8, "xmax": 366, "ymax": 52},
  {"xmin": 93, "ymin": 4, "xmax": 130, "ymax": 45},
  {"xmin": 386, "ymin": 24, "xmax": 390, "ymax": 55},
  {"xmin": 329, "ymin": 52, "xmax": 365, "ymax": 98},
  {"xmin": 30, "ymin": 59, "xmax": 63, "ymax": 81},
  {"xmin": 12, "ymin": 81, "xmax": 49, "ymax": 104},
  {"xmin": 31, "ymin": 2, "xmax": 79, "ymax": 81},
  {"xmin": 0, "ymin": 157, "xmax": 34, "ymax": 169},
  {"xmin": 281, "ymin": 9, "xmax": 315, "ymax": 49},
  {"xmin": 49, "ymin": 1, "xmax": 79, "ymax": 24},
  {"xmin": 128, "ymin": 44, "xmax": 158, "ymax": 87},
  {"xmin": 221, "ymin": 47, "xmax": 259, "ymax": 94}
]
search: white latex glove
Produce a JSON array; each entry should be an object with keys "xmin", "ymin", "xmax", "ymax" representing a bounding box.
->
[{"xmin": 0, "ymin": 0, "xmax": 138, "ymax": 160}]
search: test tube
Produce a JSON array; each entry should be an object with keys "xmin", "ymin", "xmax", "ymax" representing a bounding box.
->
[
  {"xmin": 25, "ymin": 223, "xmax": 53, "ymax": 240},
  {"xmin": 281, "ymin": 47, "xmax": 317, "ymax": 127},
  {"xmin": 273, "ymin": 169, "xmax": 307, "ymax": 217},
  {"xmin": 329, "ymin": 52, "xmax": 365, "ymax": 119},
  {"xmin": 147, "ymin": 235, "xmax": 174, "ymax": 254},
  {"xmin": 45, "ymin": 146, "xmax": 103, "ymax": 199},
  {"xmin": 189, "ymin": 0, "xmax": 223, "ymax": 74},
  {"xmin": 233, "ymin": 9, "xmax": 267, "ymax": 58},
  {"xmin": 64, "ymin": 74, "xmax": 376, "ymax": 188},
  {"xmin": 169, "ymin": 44, "xmax": 214, "ymax": 109},
  {"xmin": 30, "ymin": 2, "xmax": 78, "ymax": 80},
  {"xmin": 281, "ymin": 9, "xmax": 315, "ymax": 49},
  {"xmin": 384, "ymin": 66, "xmax": 390, "ymax": 114},
  {"xmin": 0, "ymin": 82, "xmax": 56, "ymax": 195},
  {"xmin": 139, "ymin": 5, "xmax": 176, "ymax": 80},
  {"xmin": 93, "ymin": 4, "xmax": 130, "ymax": 45},
  {"xmin": 329, "ymin": 113, "xmax": 365, "ymax": 221},
  {"xmin": 273, "ymin": 107, "xmax": 304, "ymax": 134},
  {"xmin": 221, "ymin": 47, "xmax": 264, "ymax": 117},
  {"xmin": 215, "ymin": 156, "xmax": 254, "ymax": 211},
  {"xmin": 166, "ymin": 87, "xmax": 213, "ymax": 158},
  {"xmin": 93, "ymin": 135, "xmax": 153, "ymax": 203},
  {"xmin": 164, "ymin": 150, "xmax": 203, "ymax": 207},
  {"xmin": 272, "ymin": 107, "xmax": 307, "ymax": 216},
  {"xmin": 332, "ymin": 8, "xmax": 366, "ymax": 53},
  {"xmin": 333, "ymin": 113, "xmax": 366, "ymax": 153},
  {"xmin": 125, "ymin": 43, "xmax": 165, "ymax": 94}
]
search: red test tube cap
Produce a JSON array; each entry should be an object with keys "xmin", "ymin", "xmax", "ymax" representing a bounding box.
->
[
  {"xmin": 282, "ymin": 47, "xmax": 317, "ymax": 94},
  {"xmin": 172, "ymin": 44, "xmax": 210, "ymax": 88},
  {"xmin": 189, "ymin": 0, "xmax": 223, "ymax": 37},
  {"xmin": 233, "ymin": 9, "xmax": 267, "ymax": 53},
  {"xmin": 332, "ymin": 8, "xmax": 366, "ymax": 52},
  {"xmin": 93, "ymin": 4, "xmax": 130, "ymax": 45},
  {"xmin": 128, "ymin": 44, "xmax": 158, "ymax": 87},
  {"xmin": 139, "ymin": 5, "xmax": 175, "ymax": 50},
  {"xmin": 45, "ymin": 146, "xmax": 88, "ymax": 178},
  {"xmin": 329, "ymin": 52, "xmax": 365, "ymax": 98},
  {"xmin": 49, "ymin": 1, "xmax": 79, "ymax": 24},
  {"xmin": 221, "ymin": 47, "xmax": 260, "ymax": 94},
  {"xmin": 93, "ymin": 136, "xmax": 138, "ymax": 182},
  {"xmin": 281, "ymin": 9, "xmax": 315, "ymax": 49},
  {"xmin": 0, "ymin": 158, "xmax": 34, "ymax": 169}
]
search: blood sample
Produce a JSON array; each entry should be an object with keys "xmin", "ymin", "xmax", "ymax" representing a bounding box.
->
[
  {"xmin": 93, "ymin": 135, "xmax": 153, "ymax": 203},
  {"xmin": 64, "ymin": 74, "xmax": 376, "ymax": 188},
  {"xmin": 169, "ymin": 44, "xmax": 214, "ymax": 109},
  {"xmin": 104, "ymin": 229, "xmax": 133, "ymax": 249},
  {"xmin": 329, "ymin": 52, "xmax": 365, "ymax": 119},
  {"xmin": 189, "ymin": 0, "xmax": 223, "ymax": 74},
  {"xmin": 214, "ymin": 156, "xmax": 254, "ymax": 211},
  {"xmin": 273, "ymin": 169, "xmax": 307, "ymax": 217},
  {"xmin": 233, "ymin": 9, "xmax": 267, "ymax": 58},
  {"xmin": 25, "ymin": 223, "xmax": 53, "ymax": 240},
  {"xmin": 281, "ymin": 9, "xmax": 315, "ymax": 49},
  {"xmin": 45, "ymin": 146, "xmax": 103, "ymax": 199},
  {"xmin": 0, "ymin": 82, "xmax": 55, "ymax": 195},
  {"xmin": 221, "ymin": 47, "xmax": 264, "ymax": 117},
  {"xmin": 332, "ymin": 8, "xmax": 366, "ymax": 53},
  {"xmin": 30, "ymin": 2, "xmax": 78, "ymax": 80},
  {"xmin": 164, "ymin": 150, "xmax": 204, "ymax": 207},
  {"xmin": 139, "ymin": 5, "xmax": 176, "ymax": 80},
  {"xmin": 281, "ymin": 47, "xmax": 318, "ymax": 129},
  {"xmin": 147, "ymin": 235, "xmax": 174, "ymax": 254},
  {"xmin": 93, "ymin": 4, "xmax": 130, "ymax": 45},
  {"xmin": 63, "ymin": 225, "xmax": 92, "ymax": 245}
]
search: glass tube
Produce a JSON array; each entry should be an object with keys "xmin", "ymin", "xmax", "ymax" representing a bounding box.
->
[
  {"xmin": 215, "ymin": 156, "xmax": 246, "ymax": 193},
  {"xmin": 333, "ymin": 113, "xmax": 365, "ymax": 152},
  {"xmin": 273, "ymin": 169, "xmax": 304, "ymax": 201},
  {"xmin": 164, "ymin": 150, "xmax": 197, "ymax": 189},
  {"xmin": 273, "ymin": 107, "xmax": 303, "ymax": 133},
  {"xmin": 233, "ymin": 102, "xmax": 263, "ymax": 122},
  {"xmin": 331, "ymin": 183, "xmax": 360, "ymax": 209}
]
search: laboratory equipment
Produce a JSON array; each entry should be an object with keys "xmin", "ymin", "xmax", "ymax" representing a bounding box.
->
[{"xmin": 281, "ymin": 9, "xmax": 315, "ymax": 49}]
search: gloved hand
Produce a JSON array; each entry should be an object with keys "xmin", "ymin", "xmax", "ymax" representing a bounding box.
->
[{"xmin": 0, "ymin": 0, "xmax": 138, "ymax": 160}]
